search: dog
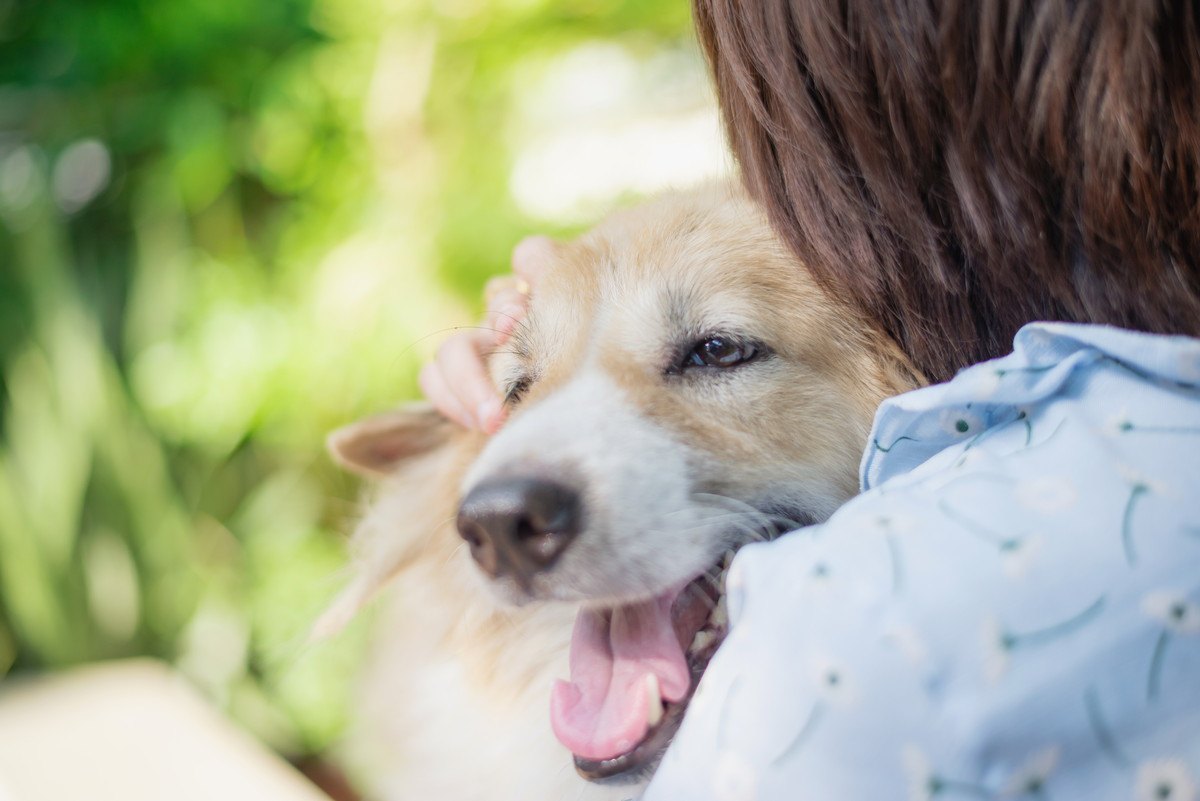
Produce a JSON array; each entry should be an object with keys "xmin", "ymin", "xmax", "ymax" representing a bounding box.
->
[{"xmin": 322, "ymin": 184, "xmax": 922, "ymax": 800}]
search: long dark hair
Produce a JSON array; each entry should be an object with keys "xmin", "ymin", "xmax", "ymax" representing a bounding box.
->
[{"xmin": 694, "ymin": 0, "xmax": 1200, "ymax": 382}]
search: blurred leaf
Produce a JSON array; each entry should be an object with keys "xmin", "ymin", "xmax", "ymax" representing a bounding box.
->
[{"xmin": 0, "ymin": 0, "xmax": 697, "ymax": 763}]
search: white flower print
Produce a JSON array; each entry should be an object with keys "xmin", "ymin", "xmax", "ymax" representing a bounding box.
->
[
  {"xmin": 1014, "ymin": 475, "xmax": 1079, "ymax": 513},
  {"xmin": 850, "ymin": 510, "xmax": 918, "ymax": 537},
  {"xmin": 1143, "ymin": 593, "xmax": 1200, "ymax": 635},
  {"xmin": 882, "ymin": 624, "xmax": 930, "ymax": 668},
  {"xmin": 939, "ymin": 408, "xmax": 985, "ymax": 438},
  {"xmin": 901, "ymin": 745, "xmax": 990, "ymax": 800},
  {"xmin": 973, "ymin": 368, "xmax": 1004, "ymax": 398},
  {"xmin": 1000, "ymin": 746, "xmax": 1061, "ymax": 797},
  {"xmin": 809, "ymin": 654, "xmax": 857, "ymax": 707},
  {"xmin": 1134, "ymin": 759, "xmax": 1197, "ymax": 801},
  {"xmin": 1116, "ymin": 464, "xmax": 1172, "ymax": 497},
  {"xmin": 999, "ymin": 535, "xmax": 1044, "ymax": 580},
  {"xmin": 1106, "ymin": 408, "xmax": 1135, "ymax": 437},
  {"xmin": 793, "ymin": 558, "xmax": 838, "ymax": 604},
  {"xmin": 713, "ymin": 750, "xmax": 759, "ymax": 801},
  {"xmin": 903, "ymin": 746, "xmax": 937, "ymax": 801}
]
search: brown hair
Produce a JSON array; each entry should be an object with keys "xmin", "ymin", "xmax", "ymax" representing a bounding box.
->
[{"xmin": 693, "ymin": 0, "xmax": 1200, "ymax": 382}]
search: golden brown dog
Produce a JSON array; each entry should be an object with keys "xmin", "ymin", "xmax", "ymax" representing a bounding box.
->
[{"xmin": 324, "ymin": 184, "xmax": 921, "ymax": 800}]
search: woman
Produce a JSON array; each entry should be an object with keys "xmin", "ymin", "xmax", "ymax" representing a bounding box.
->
[{"xmin": 422, "ymin": 1, "xmax": 1200, "ymax": 798}]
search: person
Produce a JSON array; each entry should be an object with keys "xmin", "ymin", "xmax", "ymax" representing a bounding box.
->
[{"xmin": 420, "ymin": 1, "xmax": 1200, "ymax": 798}]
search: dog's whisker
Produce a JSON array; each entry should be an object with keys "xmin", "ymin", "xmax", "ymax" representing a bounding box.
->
[
  {"xmin": 410, "ymin": 514, "xmax": 459, "ymax": 564},
  {"xmin": 764, "ymin": 512, "xmax": 808, "ymax": 530},
  {"xmin": 689, "ymin": 491, "xmax": 811, "ymax": 546},
  {"xmin": 692, "ymin": 508, "xmax": 769, "ymax": 538},
  {"xmin": 693, "ymin": 569, "xmax": 725, "ymax": 594},
  {"xmin": 681, "ymin": 580, "xmax": 718, "ymax": 611},
  {"xmin": 489, "ymin": 309, "xmax": 524, "ymax": 325},
  {"xmin": 691, "ymin": 492, "xmax": 763, "ymax": 515},
  {"xmin": 386, "ymin": 324, "xmax": 513, "ymax": 371},
  {"xmin": 440, "ymin": 539, "xmax": 467, "ymax": 568},
  {"xmin": 733, "ymin": 524, "xmax": 774, "ymax": 544},
  {"xmin": 693, "ymin": 498, "xmax": 773, "ymax": 529}
]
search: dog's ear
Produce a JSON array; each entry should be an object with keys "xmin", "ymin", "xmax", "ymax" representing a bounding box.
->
[
  {"xmin": 327, "ymin": 403, "xmax": 454, "ymax": 477},
  {"xmin": 314, "ymin": 403, "xmax": 459, "ymax": 642}
]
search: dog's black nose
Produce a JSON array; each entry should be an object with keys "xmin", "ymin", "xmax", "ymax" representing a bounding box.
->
[{"xmin": 456, "ymin": 477, "xmax": 582, "ymax": 587}]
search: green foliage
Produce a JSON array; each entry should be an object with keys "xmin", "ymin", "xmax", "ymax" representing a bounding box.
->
[{"xmin": 0, "ymin": 0, "xmax": 695, "ymax": 759}]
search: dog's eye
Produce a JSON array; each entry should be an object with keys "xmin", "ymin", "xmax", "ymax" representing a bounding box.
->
[
  {"xmin": 683, "ymin": 336, "xmax": 760, "ymax": 370},
  {"xmin": 505, "ymin": 377, "xmax": 531, "ymax": 405}
]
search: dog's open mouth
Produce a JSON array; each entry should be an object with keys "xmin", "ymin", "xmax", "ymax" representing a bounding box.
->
[{"xmin": 549, "ymin": 559, "xmax": 729, "ymax": 782}]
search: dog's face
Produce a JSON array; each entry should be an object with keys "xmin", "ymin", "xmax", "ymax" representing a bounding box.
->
[
  {"xmin": 467, "ymin": 192, "xmax": 897, "ymax": 605},
  {"xmin": 329, "ymin": 186, "xmax": 918, "ymax": 785}
]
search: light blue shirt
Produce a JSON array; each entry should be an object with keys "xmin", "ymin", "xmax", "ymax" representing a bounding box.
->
[{"xmin": 644, "ymin": 323, "xmax": 1200, "ymax": 801}]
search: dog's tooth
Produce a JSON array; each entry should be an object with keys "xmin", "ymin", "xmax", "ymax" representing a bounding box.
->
[
  {"xmin": 645, "ymin": 674, "xmax": 664, "ymax": 727},
  {"xmin": 690, "ymin": 629, "xmax": 716, "ymax": 654},
  {"xmin": 722, "ymin": 551, "xmax": 734, "ymax": 572},
  {"xmin": 712, "ymin": 594, "xmax": 729, "ymax": 629}
]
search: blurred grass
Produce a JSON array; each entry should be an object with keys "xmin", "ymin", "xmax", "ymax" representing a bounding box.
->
[{"xmin": 0, "ymin": 0, "xmax": 711, "ymax": 762}]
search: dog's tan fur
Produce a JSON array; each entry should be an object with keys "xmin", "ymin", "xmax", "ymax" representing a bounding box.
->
[{"xmin": 326, "ymin": 184, "xmax": 921, "ymax": 800}]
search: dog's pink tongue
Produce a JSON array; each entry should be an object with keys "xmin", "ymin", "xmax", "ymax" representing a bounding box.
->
[{"xmin": 550, "ymin": 592, "xmax": 690, "ymax": 761}]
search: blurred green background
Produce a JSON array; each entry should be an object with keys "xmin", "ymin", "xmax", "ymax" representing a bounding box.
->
[{"xmin": 0, "ymin": 0, "xmax": 722, "ymax": 769}]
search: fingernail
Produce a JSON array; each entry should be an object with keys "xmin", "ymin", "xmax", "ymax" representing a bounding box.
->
[{"xmin": 476, "ymin": 398, "xmax": 502, "ymax": 431}]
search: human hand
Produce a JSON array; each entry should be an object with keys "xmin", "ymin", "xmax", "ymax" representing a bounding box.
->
[{"xmin": 418, "ymin": 236, "xmax": 555, "ymax": 433}]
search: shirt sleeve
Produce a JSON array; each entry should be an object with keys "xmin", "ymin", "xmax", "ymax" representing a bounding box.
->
[{"xmin": 643, "ymin": 324, "xmax": 1200, "ymax": 801}]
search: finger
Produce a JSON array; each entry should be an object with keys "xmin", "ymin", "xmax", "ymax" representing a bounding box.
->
[
  {"xmin": 485, "ymin": 287, "xmax": 530, "ymax": 341},
  {"xmin": 511, "ymin": 235, "xmax": 557, "ymax": 286},
  {"xmin": 484, "ymin": 275, "xmax": 519, "ymax": 306},
  {"xmin": 435, "ymin": 331, "xmax": 504, "ymax": 431},
  {"xmin": 418, "ymin": 360, "xmax": 475, "ymax": 430}
]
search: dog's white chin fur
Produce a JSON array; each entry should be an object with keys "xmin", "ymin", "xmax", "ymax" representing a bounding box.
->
[{"xmin": 352, "ymin": 598, "xmax": 621, "ymax": 800}]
